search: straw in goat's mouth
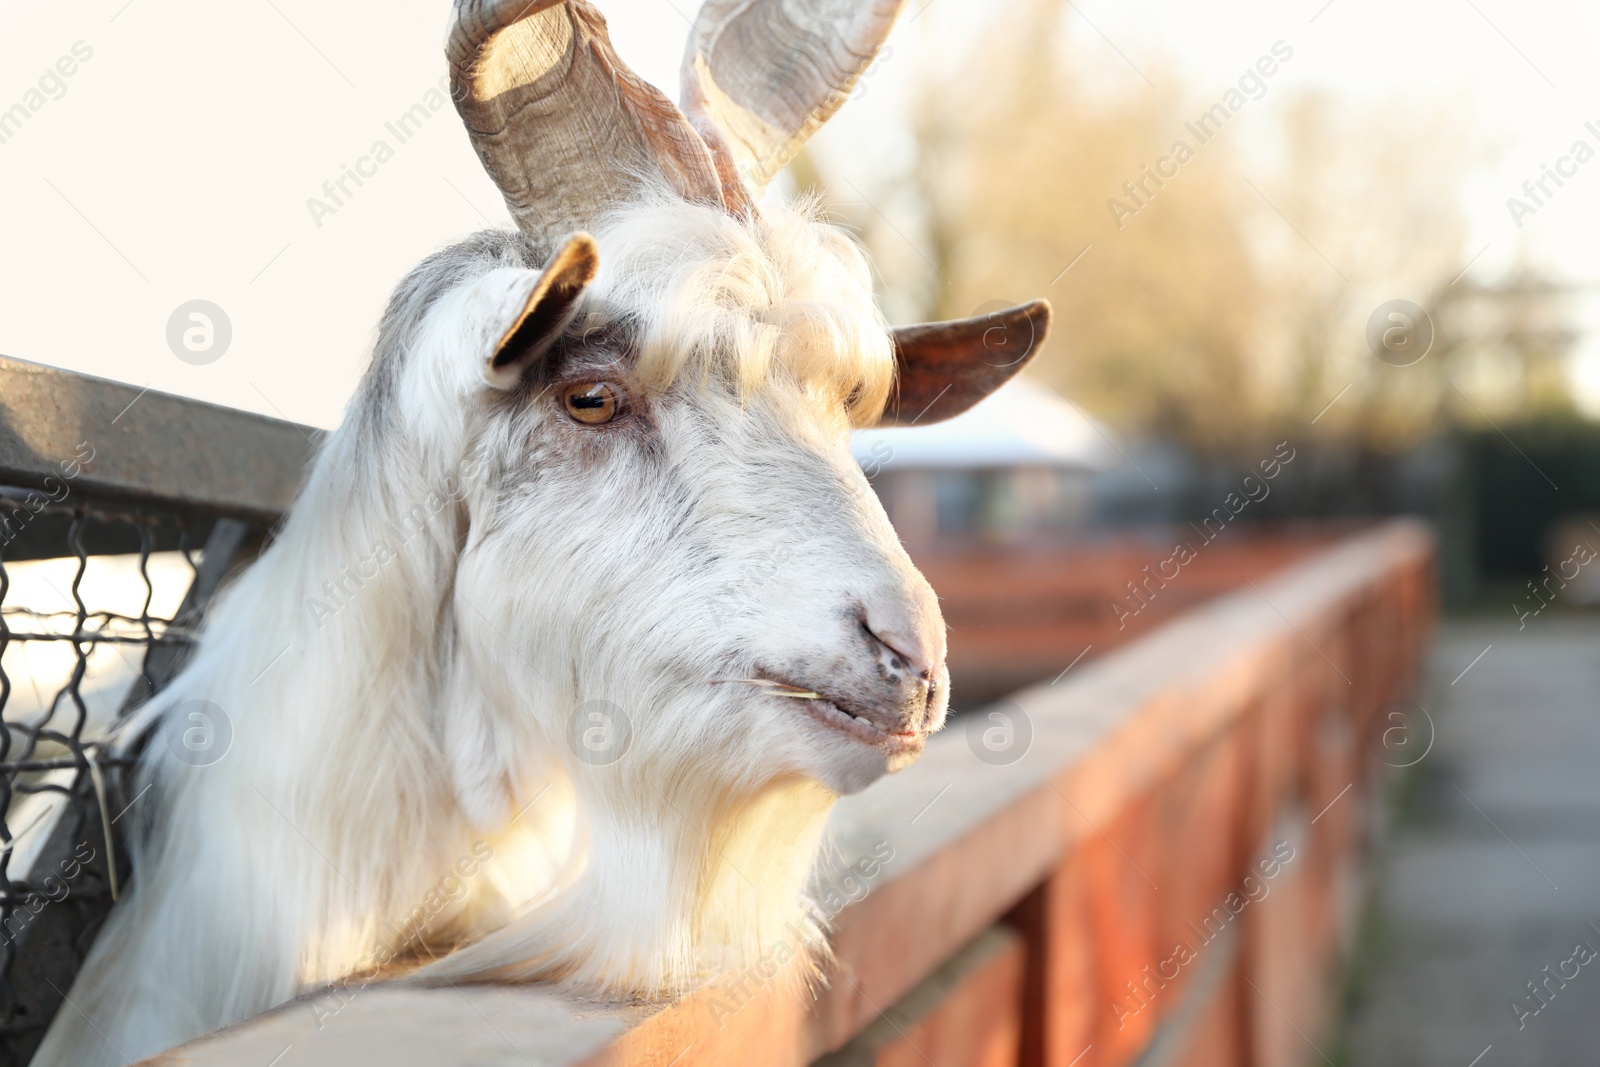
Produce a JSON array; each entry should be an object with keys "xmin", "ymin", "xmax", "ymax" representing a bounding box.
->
[
  {"xmin": 714, "ymin": 678, "xmax": 918, "ymax": 742},
  {"xmin": 713, "ymin": 678, "xmax": 824, "ymax": 700}
]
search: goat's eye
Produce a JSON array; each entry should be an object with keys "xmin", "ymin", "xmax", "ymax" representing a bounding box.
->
[{"xmin": 562, "ymin": 382, "xmax": 625, "ymax": 425}]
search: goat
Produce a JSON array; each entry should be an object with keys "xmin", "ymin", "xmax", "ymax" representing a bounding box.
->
[{"xmin": 34, "ymin": 1, "xmax": 1049, "ymax": 1063}]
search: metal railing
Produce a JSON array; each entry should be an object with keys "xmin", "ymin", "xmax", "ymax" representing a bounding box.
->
[{"xmin": 0, "ymin": 356, "xmax": 314, "ymax": 1064}]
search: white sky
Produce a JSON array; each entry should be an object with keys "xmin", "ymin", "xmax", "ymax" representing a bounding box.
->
[{"xmin": 2, "ymin": 0, "xmax": 1598, "ymax": 428}]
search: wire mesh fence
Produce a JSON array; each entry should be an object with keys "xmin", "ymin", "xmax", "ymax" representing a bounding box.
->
[
  {"xmin": 0, "ymin": 355, "xmax": 314, "ymax": 1065},
  {"xmin": 0, "ymin": 499, "xmax": 224, "ymax": 1062}
]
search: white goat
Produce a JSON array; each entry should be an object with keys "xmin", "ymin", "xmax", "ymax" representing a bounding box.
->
[{"xmin": 34, "ymin": 1, "xmax": 1049, "ymax": 1063}]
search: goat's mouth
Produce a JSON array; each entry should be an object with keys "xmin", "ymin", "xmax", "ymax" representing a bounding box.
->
[{"xmin": 718, "ymin": 677, "xmax": 924, "ymax": 754}]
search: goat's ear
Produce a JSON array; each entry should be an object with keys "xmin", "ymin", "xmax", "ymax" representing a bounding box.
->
[
  {"xmin": 482, "ymin": 233, "xmax": 601, "ymax": 390},
  {"xmin": 875, "ymin": 300, "xmax": 1053, "ymax": 426}
]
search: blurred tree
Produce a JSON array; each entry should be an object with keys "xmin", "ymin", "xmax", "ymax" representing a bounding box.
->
[
  {"xmin": 902, "ymin": 0, "xmax": 1266, "ymax": 454},
  {"xmin": 815, "ymin": 0, "xmax": 1582, "ymax": 460},
  {"xmin": 1250, "ymin": 91, "xmax": 1468, "ymax": 453}
]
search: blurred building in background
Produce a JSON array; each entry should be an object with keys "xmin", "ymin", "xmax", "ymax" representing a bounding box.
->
[{"xmin": 852, "ymin": 379, "xmax": 1117, "ymax": 551}]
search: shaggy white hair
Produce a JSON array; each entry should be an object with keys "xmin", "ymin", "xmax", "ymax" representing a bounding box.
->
[{"xmin": 33, "ymin": 195, "xmax": 945, "ymax": 1067}]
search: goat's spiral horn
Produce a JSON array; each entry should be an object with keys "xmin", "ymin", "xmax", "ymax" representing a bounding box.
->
[
  {"xmin": 681, "ymin": 0, "xmax": 908, "ymax": 196},
  {"xmin": 449, "ymin": 0, "xmax": 736, "ymax": 243}
]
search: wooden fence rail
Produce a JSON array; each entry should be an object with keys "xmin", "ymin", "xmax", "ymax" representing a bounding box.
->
[{"xmin": 149, "ymin": 519, "xmax": 1435, "ymax": 1067}]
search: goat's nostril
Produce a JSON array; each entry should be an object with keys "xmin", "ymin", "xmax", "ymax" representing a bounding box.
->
[{"xmin": 861, "ymin": 619, "xmax": 935, "ymax": 681}]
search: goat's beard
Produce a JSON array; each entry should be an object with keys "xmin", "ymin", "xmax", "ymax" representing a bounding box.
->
[
  {"xmin": 414, "ymin": 763, "xmax": 838, "ymax": 1001},
  {"xmin": 431, "ymin": 571, "xmax": 895, "ymax": 998}
]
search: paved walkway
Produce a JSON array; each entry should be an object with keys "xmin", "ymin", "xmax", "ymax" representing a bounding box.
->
[{"xmin": 1336, "ymin": 617, "xmax": 1600, "ymax": 1066}]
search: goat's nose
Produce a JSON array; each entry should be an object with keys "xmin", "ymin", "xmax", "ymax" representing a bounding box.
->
[
  {"xmin": 863, "ymin": 621, "xmax": 934, "ymax": 681},
  {"xmin": 861, "ymin": 600, "xmax": 942, "ymax": 683},
  {"xmin": 856, "ymin": 580, "xmax": 948, "ymax": 733}
]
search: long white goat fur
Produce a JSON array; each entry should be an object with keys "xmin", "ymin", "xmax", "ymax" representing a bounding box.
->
[{"xmin": 35, "ymin": 195, "xmax": 906, "ymax": 1066}]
